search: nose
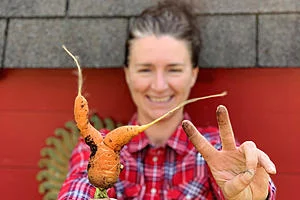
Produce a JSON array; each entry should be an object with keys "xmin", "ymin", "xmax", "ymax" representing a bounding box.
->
[{"xmin": 151, "ymin": 70, "xmax": 168, "ymax": 91}]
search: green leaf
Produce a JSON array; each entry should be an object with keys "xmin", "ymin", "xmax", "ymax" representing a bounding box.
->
[
  {"xmin": 104, "ymin": 117, "xmax": 115, "ymax": 130},
  {"xmin": 42, "ymin": 190, "xmax": 59, "ymax": 200},
  {"xmin": 90, "ymin": 114, "xmax": 104, "ymax": 130}
]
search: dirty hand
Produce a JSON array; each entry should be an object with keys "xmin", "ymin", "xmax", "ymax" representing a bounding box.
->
[{"xmin": 182, "ymin": 105, "xmax": 276, "ymax": 200}]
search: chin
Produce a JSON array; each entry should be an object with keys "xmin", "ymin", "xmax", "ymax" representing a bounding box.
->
[{"xmin": 150, "ymin": 110, "xmax": 170, "ymax": 120}]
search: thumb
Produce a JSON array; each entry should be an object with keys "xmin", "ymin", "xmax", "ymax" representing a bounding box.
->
[{"xmin": 224, "ymin": 169, "xmax": 255, "ymax": 198}]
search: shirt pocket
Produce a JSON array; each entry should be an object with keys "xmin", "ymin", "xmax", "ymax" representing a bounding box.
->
[
  {"xmin": 115, "ymin": 181, "xmax": 145, "ymax": 200},
  {"xmin": 169, "ymin": 158, "xmax": 211, "ymax": 199}
]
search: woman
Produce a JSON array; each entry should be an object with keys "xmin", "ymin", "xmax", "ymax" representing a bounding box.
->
[{"xmin": 58, "ymin": 1, "xmax": 276, "ymax": 199}]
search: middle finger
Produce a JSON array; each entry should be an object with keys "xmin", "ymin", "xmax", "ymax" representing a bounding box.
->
[{"xmin": 217, "ymin": 105, "xmax": 236, "ymax": 151}]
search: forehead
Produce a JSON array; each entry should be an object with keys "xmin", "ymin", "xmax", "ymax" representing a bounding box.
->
[{"xmin": 129, "ymin": 35, "xmax": 190, "ymax": 62}]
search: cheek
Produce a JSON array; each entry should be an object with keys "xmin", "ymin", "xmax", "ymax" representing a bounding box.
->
[
  {"xmin": 128, "ymin": 77, "xmax": 150, "ymax": 95},
  {"xmin": 169, "ymin": 76, "xmax": 194, "ymax": 94}
]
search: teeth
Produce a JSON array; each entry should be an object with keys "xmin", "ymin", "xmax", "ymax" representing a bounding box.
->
[{"xmin": 150, "ymin": 96, "xmax": 170, "ymax": 102}]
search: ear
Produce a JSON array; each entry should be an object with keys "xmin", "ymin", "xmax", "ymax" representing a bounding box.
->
[
  {"xmin": 124, "ymin": 67, "xmax": 130, "ymax": 85},
  {"xmin": 190, "ymin": 67, "xmax": 199, "ymax": 87}
]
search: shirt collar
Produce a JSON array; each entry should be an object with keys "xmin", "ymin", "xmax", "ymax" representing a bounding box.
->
[{"xmin": 126, "ymin": 113, "xmax": 194, "ymax": 155}]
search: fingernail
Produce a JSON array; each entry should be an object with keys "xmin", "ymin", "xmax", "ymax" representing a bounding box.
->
[
  {"xmin": 268, "ymin": 164, "xmax": 277, "ymax": 174},
  {"xmin": 217, "ymin": 105, "xmax": 226, "ymax": 113},
  {"xmin": 182, "ymin": 120, "xmax": 193, "ymax": 137}
]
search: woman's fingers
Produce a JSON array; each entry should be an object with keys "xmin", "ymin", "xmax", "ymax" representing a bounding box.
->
[
  {"xmin": 241, "ymin": 141, "xmax": 276, "ymax": 174},
  {"xmin": 240, "ymin": 141, "xmax": 259, "ymax": 171},
  {"xmin": 224, "ymin": 169, "xmax": 255, "ymax": 198},
  {"xmin": 222, "ymin": 142, "xmax": 258, "ymax": 197},
  {"xmin": 224, "ymin": 145, "xmax": 274, "ymax": 199},
  {"xmin": 258, "ymin": 149, "xmax": 277, "ymax": 174},
  {"xmin": 182, "ymin": 120, "xmax": 217, "ymax": 161},
  {"xmin": 216, "ymin": 105, "xmax": 236, "ymax": 150}
]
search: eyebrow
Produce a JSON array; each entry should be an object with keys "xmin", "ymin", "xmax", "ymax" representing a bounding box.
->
[
  {"xmin": 135, "ymin": 63, "xmax": 153, "ymax": 67},
  {"xmin": 135, "ymin": 63, "xmax": 185, "ymax": 67},
  {"xmin": 167, "ymin": 63, "xmax": 185, "ymax": 67}
]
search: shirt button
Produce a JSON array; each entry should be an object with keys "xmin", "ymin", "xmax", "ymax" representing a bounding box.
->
[
  {"xmin": 152, "ymin": 156, "xmax": 158, "ymax": 162},
  {"xmin": 151, "ymin": 188, "xmax": 157, "ymax": 194}
]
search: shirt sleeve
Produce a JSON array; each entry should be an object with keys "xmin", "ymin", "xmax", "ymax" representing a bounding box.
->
[{"xmin": 57, "ymin": 138, "xmax": 96, "ymax": 200}]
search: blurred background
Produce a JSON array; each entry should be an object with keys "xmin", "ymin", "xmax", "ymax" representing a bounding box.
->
[{"xmin": 0, "ymin": 0, "xmax": 299, "ymax": 199}]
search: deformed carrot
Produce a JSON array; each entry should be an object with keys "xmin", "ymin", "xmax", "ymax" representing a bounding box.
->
[{"xmin": 62, "ymin": 45, "xmax": 227, "ymax": 196}]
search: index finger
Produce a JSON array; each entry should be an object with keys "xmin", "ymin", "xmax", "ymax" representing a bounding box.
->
[
  {"xmin": 217, "ymin": 105, "xmax": 236, "ymax": 150},
  {"xmin": 182, "ymin": 120, "xmax": 217, "ymax": 161}
]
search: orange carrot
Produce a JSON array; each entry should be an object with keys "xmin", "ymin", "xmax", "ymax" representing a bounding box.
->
[{"xmin": 62, "ymin": 45, "xmax": 227, "ymax": 192}]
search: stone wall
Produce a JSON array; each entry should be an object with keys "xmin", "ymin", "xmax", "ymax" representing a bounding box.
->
[{"xmin": 0, "ymin": 0, "xmax": 299, "ymax": 68}]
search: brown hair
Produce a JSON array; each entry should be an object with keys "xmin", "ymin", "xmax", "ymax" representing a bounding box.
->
[{"xmin": 124, "ymin": 0, "xmax": 201, "ymax": 68}]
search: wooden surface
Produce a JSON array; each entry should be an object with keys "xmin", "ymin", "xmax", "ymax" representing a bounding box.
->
[{"xmin": 0, "ymin": 68, "xmax": 298, "ymax": 199}]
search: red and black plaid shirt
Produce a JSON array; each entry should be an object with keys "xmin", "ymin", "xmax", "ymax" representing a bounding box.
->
[{"xmin": 58, "ymin": 114, "xmax": 276, "ymax": 200}]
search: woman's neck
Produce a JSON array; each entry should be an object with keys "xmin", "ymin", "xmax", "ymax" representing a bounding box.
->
[{"xmin": 138, "ymin": 111, "xmax": 184, "ymax": 147}]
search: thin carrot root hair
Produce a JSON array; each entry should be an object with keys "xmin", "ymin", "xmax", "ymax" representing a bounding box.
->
[
  {"xmin": 103, "ymin": 91, "xmax": 227, "ymax": 152},
  {"xmin": 138, "ymin": 91, "xmax": 227, "ymax": 132},
  {"xmin": 62, "ymin": 45, "xmax": 103, "ymax": 143},
  {"xmin": 62, "ymin": 45, "xmax": 83, "ymax": 95}
]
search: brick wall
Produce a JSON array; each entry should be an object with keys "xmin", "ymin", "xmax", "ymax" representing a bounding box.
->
[{"xmin": 0, "ymin": 0, "xmax": 299, "ymax": 68}]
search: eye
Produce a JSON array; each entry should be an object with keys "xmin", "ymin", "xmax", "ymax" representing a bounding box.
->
[
  {"xmin": 135, "ymin": 64, "xmax": 153, "ymax": 73},
  {"xmin": 168, "ymin": 68, "xmax": 183, "ymax": 73},
  {"xmin": 137, "ymin": 68, "xmax": 151, "ymax": 73}
]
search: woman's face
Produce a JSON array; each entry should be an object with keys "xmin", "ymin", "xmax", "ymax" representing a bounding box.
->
[{"xmin": 125, "ymin": 35, "xmax": 199, "ymax": 123}]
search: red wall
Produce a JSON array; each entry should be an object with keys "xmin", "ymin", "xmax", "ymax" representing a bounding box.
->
[{"xmin": 0, "ymin": 68, "xmax": 298, "ymax": 199}]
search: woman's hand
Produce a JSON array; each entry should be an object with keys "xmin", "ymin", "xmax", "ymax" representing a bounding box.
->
[{"xmin": 182, "ymin": 105, "xmax": 276, "ymax": 200}]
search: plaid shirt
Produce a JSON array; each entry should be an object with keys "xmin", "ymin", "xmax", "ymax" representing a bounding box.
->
[{"xmin": 58, "ymin": 114, "xmax": 276, "ymax": 200}]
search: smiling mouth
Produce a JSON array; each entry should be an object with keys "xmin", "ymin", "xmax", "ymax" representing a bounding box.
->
[{"xmin": 148, "ymin": 96, "xmax": 173, "ymax": 103}]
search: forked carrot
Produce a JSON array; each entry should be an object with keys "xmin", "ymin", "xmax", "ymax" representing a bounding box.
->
[{"xmin": 62, "ymin": 45, "xmax": 227, "ymax": 198}]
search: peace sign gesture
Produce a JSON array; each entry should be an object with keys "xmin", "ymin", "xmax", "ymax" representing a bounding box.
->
[{"xmin": 182, "ymin": 105, "xmax": 276, "ymax": 200}]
